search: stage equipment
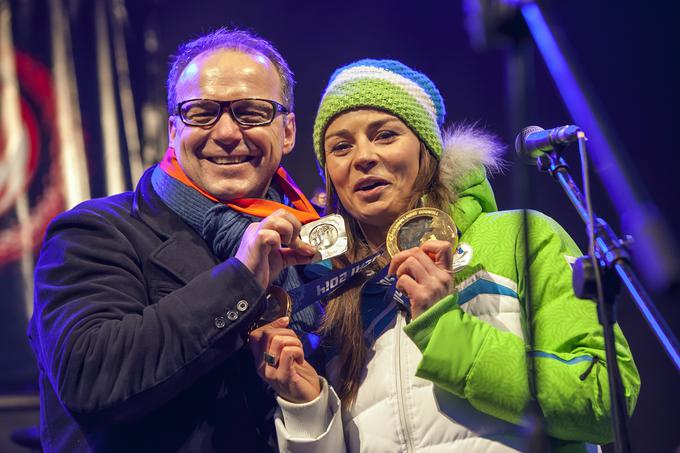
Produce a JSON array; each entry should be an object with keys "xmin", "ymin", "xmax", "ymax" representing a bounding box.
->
[
  {"xmin": 516, "ymin": 125, "xmax": 680, "ymax": 453},
  {"xmin": 515, "ymin": 125, "xmax": 581, "ymax": 158}
]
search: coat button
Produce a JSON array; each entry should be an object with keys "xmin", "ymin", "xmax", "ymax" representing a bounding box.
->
[
  {"xmin": 236, "ymin": 300, "xmax": 249, "ymax": 312},
  {"xmin": 226, "ymin": 310, "xmax": 238, "ymax": 321},
  {"xmin": 214, "ymin": 316, "xmax": 226, "ymax": 329}
]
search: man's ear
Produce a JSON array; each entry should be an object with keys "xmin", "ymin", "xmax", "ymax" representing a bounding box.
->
[
  {"xmin": 168, "ymin": 116, "xmax": 178, "ymax": 145},
  {"xmin": 282, "ymin": 112, "xmax": 296, "ymax": 156}
]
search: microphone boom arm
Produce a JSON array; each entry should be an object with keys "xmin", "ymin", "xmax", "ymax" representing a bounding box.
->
[{"xmin": 519, "ymin": 2, "xmax": 679, "ymax": 294}]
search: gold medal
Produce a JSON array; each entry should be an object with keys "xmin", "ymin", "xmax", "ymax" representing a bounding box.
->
[
  {"xmin": 300, "ymin": 214, "xmax": 348, "ymax": 260},
  {"xmin": 386, "ymin": 208, "xmax": 458, "ymax": 258},
  {"xmin": 257, "ymin": 285, "xmax": 292, "ymax": 326}
]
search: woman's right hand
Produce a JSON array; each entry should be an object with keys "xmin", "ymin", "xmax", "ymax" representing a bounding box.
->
[
  {"xmin": 248, "ymin": 317, "xmax": 321, "ymax": 403},
  {"xmin": 388, "ymin": 239, "xmax": 454, "ymax": 319}
]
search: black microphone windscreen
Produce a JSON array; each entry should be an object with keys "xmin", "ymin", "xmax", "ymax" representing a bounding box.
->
[{"xmin": 515, "ymin": 126, "xmax": 544, "ymax": 157}]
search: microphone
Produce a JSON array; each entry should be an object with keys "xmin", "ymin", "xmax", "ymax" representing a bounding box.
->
[{"xmin": 515, "ymin": 125, "xmax": 582, "ymax": 158}]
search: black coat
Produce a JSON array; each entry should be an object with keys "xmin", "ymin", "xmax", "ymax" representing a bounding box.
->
[{"xmin": 29, "ymin": 167, "xmax": 277, "ymax": 452}]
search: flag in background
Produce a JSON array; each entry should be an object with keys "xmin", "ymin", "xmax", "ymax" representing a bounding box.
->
[{"xmin": 0, "ymin": 0, "xmax": 163, "ymax": 391}]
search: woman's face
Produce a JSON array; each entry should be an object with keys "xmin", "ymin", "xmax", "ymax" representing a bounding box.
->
[{"xmin": 324, "ymin": 109, "xmax": 422, "ymax": 233}]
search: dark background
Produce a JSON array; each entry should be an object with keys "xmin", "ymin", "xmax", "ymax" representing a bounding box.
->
[{"xmin": 2, "ymin": 0, "xmax": 678, "ymax": 451}]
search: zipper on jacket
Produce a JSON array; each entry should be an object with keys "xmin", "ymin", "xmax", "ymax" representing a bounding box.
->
[
  {"xmin": 395, "ymin": 312, "xmax": 415, "ymax": 453},
  {"xmin": 579, "ymin": 356, "xmax": 599, "ymax": 381}
]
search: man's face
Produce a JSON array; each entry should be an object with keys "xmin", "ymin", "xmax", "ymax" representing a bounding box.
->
[{"xmin": 169, "ymin": 50, "xmax": 295, "ymax": 201}]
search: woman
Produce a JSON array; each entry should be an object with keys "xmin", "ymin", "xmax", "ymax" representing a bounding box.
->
[{"xmin": 249, "ymin": 59, "xmax": 640, "ymax": 452}]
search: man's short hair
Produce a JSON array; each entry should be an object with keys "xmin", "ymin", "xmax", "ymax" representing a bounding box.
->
[{"xmin": 167, "ymin": 28, "xmax": 295, "ymax": 115}]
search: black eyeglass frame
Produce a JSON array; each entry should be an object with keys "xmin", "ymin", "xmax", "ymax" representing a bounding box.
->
[{"xmin": 176, "ymin": 98, "xmax": 289, "ymax": 127}]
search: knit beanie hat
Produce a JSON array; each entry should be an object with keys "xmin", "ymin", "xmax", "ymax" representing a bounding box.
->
[{"xmin": 313, "ymin": 59, "xmax": 446, "ymax": 166}]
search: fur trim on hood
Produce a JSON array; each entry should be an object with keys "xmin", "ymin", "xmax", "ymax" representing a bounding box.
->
[{"xmin": 438, "ymin": 123, "xmax": 506, "ymax": 192}]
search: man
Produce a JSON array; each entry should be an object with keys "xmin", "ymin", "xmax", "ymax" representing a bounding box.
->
[{"xmin": 29, "ymin": 28, "xmax": 318, "ymax": 452}]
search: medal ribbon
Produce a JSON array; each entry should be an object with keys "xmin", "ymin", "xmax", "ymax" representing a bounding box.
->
[
  {"xmin": 159, "ymin": 147, "xmax": 320, "ymax": 223},
  {"xmin": 368, "ymin": 266, "xmax": 410, "ymax": 314},
  {"xmin": 288, "ymin": 250, "xmax": 410, "ymax": 316}
]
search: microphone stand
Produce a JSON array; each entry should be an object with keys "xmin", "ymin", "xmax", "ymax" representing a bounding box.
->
[
  {"xmin": 534, "ymin": 148, "xmax": 680, "ymax": 453},
  {"xmin": 463, "ymin": 2, "xmax": 679, "ymax": 450},
  {"xmin": 516, "ymin": 1, "xmax": 679, "ymax": 295}
]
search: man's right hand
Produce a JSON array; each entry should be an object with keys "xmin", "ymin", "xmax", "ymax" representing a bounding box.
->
[
  {"xmin": 235, "ymin": 209, "xmax": 317, "ymax": 289},
  {"xmin": 248, "ymin": 317, "xmax": 321, "ymax": 403}
]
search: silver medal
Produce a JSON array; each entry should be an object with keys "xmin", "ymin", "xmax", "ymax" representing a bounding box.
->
[{"xmin": 300, "ymin": 214, "xmax": 348, "ymax": 260}]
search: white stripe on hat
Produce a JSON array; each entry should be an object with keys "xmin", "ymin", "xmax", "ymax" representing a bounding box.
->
[{"xmin": 322, "ymin": 65, "xmax": 438, "ymax": 124}]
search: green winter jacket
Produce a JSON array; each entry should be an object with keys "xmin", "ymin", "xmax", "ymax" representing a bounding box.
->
[{"xmin": 404, "ymin": 166, "xmax": 640, "ymax": 449}]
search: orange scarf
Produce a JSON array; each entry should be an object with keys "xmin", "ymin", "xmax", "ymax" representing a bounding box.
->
[{"xmin": 159, "ymin": 148, "xmax": 320, "ymax": 224}]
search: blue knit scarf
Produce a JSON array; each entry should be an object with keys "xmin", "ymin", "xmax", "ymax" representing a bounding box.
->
[{"xmin": 150, "ymin": 164, "xmax": 301, "ymax": 291}]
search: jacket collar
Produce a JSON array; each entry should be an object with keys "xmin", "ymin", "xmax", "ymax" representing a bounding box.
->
[
  {"xmin": 437, "ymin": 125, "xmax": 504, "ymax": 234},
  {"xmin": 132, "ymin": 165, "xmax": 219, "ymax": 284}
]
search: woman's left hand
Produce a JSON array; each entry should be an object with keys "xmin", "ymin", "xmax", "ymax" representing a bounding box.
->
[{"xmin": 388, "ymin": 239, "xmax": 454, "ymax": 320}]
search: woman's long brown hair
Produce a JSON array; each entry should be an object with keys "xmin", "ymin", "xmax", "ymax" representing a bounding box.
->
[{"xmin": 319, "ymin": 143, "xmax": 455, "ymax": 408}]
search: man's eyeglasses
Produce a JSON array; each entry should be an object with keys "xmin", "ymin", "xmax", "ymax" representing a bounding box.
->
[{"xmin": 177, "ymin": 98, "xmax": 289, "ymax": 127}]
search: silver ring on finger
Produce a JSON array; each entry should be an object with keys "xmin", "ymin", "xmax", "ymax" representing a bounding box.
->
[{"xmin": 263, "ymin": 351, "xmax": 278, "ymax": 367}]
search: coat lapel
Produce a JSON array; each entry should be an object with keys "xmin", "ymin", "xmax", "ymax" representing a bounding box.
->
[{"xmin": 132, "ymin": 166, "xmax": 219, "ymax": 284}]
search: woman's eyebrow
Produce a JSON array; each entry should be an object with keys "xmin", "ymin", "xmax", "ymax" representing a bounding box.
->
[
  {"xmin": 325, "ymin": 117, "xmax": 404, "ymax": 142},
  {"xmin": 325, "ymin": 128, "xmax": 353, "ymax": 142},
  {"xmin": 365, "ymin": 117, "xmax": 404, "ymax": 134}
]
